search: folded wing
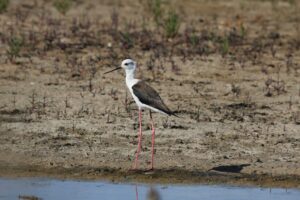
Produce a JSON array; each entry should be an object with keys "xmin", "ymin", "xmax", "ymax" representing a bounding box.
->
[{"xmin": 132, "ymin": 81, "xmax": 173, "ymax": 115}]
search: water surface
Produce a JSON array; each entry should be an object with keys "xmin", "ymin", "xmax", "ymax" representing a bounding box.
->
[{"xmin": 0, "ymin": 178, "xmax": 299, "ymax": 200}]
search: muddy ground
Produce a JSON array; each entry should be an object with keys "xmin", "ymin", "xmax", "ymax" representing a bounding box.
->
[{"xmin": 0, "ymin": 0, "xmax": 299, "ymax": 187}]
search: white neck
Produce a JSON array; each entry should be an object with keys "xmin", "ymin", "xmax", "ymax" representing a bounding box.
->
[
  {"xmin": 125, "ymin": 68, "xmax": 135, "ymax": 81},
  {"xmin": 125, "ymin": 68, "xmax": 139, "ymax": 89}
]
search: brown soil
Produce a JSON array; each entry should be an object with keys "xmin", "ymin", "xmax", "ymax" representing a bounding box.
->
[{"xmin": 0, "ymin": 0, "xmax": 299, "ymax": 188}]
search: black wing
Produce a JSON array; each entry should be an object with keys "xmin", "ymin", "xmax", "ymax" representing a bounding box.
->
[{"xmin": 132, "ymin": 81, "xmax": 173, "ymax": 115}]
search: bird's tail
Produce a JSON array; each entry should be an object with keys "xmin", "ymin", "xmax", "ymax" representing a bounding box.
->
[{"xmin": 169, "ymin": 111, "xmax": 181, "ymax": 118}]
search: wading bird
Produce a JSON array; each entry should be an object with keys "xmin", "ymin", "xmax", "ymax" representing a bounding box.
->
[{"xmin": 104, "ymin": 59, "xmax": 177, "ymax": 170}]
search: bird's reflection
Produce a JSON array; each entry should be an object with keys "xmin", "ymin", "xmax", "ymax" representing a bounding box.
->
[
  {"xmin": 135, "ymin": 185, "xmax": 161, "ymax": 200},
  {"xmin": 147, "ymin": 187, "xmax": 161, "ymax": 200},
  {"xmin": 135, "ymin": 185, "xmax": 139, "ymax": 200}
]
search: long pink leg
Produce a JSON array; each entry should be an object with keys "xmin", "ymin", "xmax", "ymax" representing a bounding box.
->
[
  {"xmin": 150, "ymin": 111, "xmax": 155, "ymax": 170},
  {"xmin": 134, "ymin": 109, "xmax": 142, "ymax": 169}
]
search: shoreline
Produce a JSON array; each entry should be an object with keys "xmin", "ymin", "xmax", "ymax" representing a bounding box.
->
[{"xmin": 0, "ymin": 165, "xmax": 299, "ymax": 188}]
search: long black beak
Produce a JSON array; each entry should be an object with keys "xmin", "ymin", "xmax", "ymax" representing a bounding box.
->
[{"xmin": 104, "ymin": 67, "xmax": 122, "ymax": 74}]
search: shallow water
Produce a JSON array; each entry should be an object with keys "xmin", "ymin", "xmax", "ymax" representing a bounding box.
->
[{"xmin": 0, "ymin": 178, "xmax": 299, "ymax": 200}]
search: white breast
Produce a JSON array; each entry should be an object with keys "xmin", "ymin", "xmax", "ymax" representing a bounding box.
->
[{"xmin": 126, "ymin": 78, "xmax": 144, "ymax": 109}]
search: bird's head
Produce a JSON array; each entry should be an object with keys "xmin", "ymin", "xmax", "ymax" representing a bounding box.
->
[
  {"xmin": 121, "ymin": 59, "xmax": 136, "ymax": 71},
  {"xmin": 104, "ymin": 59, "xmax": 136, "ymax": 74}
]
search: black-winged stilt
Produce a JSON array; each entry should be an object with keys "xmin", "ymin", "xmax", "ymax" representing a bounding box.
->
[{"xmin": 104, "ymin": 59, "xmax": 177, "ymax": 170}]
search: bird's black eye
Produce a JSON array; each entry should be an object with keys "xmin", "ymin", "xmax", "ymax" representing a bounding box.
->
[{"xmin": 124, "ymin": 63, "xmax": 128, "ymax": 66}]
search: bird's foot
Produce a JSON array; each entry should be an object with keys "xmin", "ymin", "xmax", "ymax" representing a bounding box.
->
[
  {"xmin": 143, "ymin": 167, "xmax": 155, "ymax": 174},
  {"xmin": 129, "ymin": 163, "xmax": 138, "ymax": 171},
  {"xmin": 145, "ymin": 164, "xmax": 154, "ymax": 172}
]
